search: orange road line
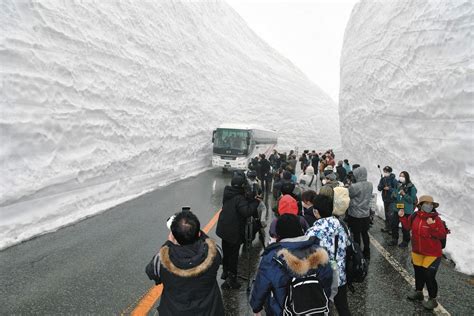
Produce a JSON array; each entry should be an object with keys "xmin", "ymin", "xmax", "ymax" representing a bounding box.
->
[{"xmin": 130, "ymin": 209, "xmax": 222, "ymax": 316}]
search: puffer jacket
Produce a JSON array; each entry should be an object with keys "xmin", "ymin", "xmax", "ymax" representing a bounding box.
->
[
  {"xmin": 249, "ymin": 236, "xmax": 332, "ymax": 316},
  {"xmin": 348, "ymin": 167, "xmax": 373, "ymax": 218},
  {"xmin": 216, "ymin": 186, "xmax": 258, "ymax": 244},
  {"xmin": 399, "ymin": 211, "xmax": 447, "ymax": 257},
  {"xmin": 392, "ymin": 182, "xmax": 417, "ymax": 214},
  {"xmin": 145, "ymin": 234, "xmax": 224, "ymax": 316}
]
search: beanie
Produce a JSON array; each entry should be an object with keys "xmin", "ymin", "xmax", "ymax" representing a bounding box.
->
[
  {"xmin": 276, "ymin": 214, "xmax": 303, "ymax": 239},
  {"xmin": 231, "ymin": 175, "xmax": 245, "ymax": 188},
  {"xmin": 278, "ymin": 194, "xmax": 298, "ymax": 216}
]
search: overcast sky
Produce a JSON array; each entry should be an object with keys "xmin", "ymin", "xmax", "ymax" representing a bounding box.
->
[{"xmin": 227, "ymin": 0, "xmax": 359, "ymax": 103}]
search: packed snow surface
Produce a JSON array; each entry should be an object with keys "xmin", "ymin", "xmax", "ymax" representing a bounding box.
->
[
  {"xmin": 340, "ymin": 0, "xmax": 474, "ymax": 274},
  {"xmin": 0, "ymin": 1, "xmax": 340, "ymax": 248}
]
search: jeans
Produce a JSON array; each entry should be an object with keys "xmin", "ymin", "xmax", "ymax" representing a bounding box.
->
[
  {"xmin": 347, "ymin": 215, "xmax": 371, "ymax": 259},
  {"xmin": 222, "ymin": 240, "xmax": 241, "ymax": 275},
  {"xmin": 391, "ymin": 213, "xmax": 411, "ymax": 243}
]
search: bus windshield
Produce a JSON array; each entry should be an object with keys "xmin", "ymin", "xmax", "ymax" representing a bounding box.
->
[{"xmin": 214, "ymin": 129, "xmax": 249, "ymax": 152}]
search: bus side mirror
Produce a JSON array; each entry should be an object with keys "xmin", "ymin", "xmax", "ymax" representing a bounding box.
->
[{"xmin": 212, "ymin": 130, "xmax": 216, "ymax": 143}]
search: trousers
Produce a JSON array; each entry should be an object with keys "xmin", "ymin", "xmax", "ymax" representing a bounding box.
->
[{"xmin": 222, "ymin": 240, "xmax": 241, "ymax": 275}]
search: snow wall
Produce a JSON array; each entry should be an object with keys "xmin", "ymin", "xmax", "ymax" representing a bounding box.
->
[
  {"xmin": 340, "ymin": 0, "xmax": 474, "ymax": 274},
  {"xmin": 0, "ymin": 1, "xmax": 340, "ymax": 248}
]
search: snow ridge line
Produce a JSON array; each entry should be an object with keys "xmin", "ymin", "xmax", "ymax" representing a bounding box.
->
[{"xmin": 369, "ymin": 233, "xmax": 451, "ymax": 316}]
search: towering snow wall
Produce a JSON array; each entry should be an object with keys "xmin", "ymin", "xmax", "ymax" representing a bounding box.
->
[
  {"xmin": 340, "ymin": 0, "xmax": 473, "ymax": 274},
  {"xmin": 0, "ymin": 1, "xmax": 340, "ymax": 248}
]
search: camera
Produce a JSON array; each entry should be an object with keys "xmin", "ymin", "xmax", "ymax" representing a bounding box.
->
[{"xmin": 166, "ymin": 206, "xmax": 192, "ymax": 229}]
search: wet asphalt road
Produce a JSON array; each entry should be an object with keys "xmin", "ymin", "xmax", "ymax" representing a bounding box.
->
[{"xmin": 1, "ymin": 169, "xmax": 472, "ymax": 315}]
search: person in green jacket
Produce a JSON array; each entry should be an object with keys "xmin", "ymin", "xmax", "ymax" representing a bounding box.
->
[{"xmin": 389, "ymin": 171, "xmax": 417, "ymax": 247}]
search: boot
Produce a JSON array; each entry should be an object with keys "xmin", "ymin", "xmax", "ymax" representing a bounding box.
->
[
  {"xmin": 422, "ymin": 298, "xmax": 438, "ymax": 310},
  {"xmin": 407, "ymin": 290, "xmax": 423, "ymax": 301},
  {"xmin": 220, "ymin": 270, "xmax": 228, "ymax": 280},
  {"xmin": 221, "ymin": 273, "xmax": 241, "ymax": 290}
]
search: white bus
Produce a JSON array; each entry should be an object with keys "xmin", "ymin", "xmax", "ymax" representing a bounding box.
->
[{"xmin": 211, "ymin": 124, "xmax": 278, "ymax": 170}]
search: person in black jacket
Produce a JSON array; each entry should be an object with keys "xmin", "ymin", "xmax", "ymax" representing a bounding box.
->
[
  {"xmin": 377, "ymin": 166, "xmax": 398, "ymax": 233},
  {"xmin": 216, "ymin": 174, "xmax": 259, "ymax": 289},
  {"xmin": 259, "ymin": 154, "xmax": 272, "ymax": 194},
  {"xmin": 336, "ymin": 160, "xmax": 348, "ymax": 183},
  {"xmin": 145, "ymin": 211, "xmax": 224, "ymax": 316}
]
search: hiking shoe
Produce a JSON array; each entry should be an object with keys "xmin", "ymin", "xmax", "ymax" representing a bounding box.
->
[
  {"xmin": 407, "ymin": 290, "xmax": 424, "ymax": 301},
  {"xmin": 399, "ymin": 241, "xmax": 409, "ymax": 248},
  {"xmin": 388, "ymin": 240, "xmax": 398, "ymax": 246},
  {"xmin": 422, "ymin": 298, "xmax": 438, "ymax": 310}
]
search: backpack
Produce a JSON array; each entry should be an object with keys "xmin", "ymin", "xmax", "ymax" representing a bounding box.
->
[
  {"xmin": 282, "ymin": 273, "xmax": 329, "ymax": 316},
  {"xmin": 410, "ymin": 212, "xmax": 450, "ymax": 249},
  {"xmin": 333, "ymin": 187, "xmax": 350, "ymax": 217},
  {"xmin": 337, "ymin": 219, "xmax": 368, "ymax": 288}
]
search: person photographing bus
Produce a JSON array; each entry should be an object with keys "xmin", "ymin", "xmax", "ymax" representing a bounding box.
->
[
  {"xmin": 216, "ymin": 172, "xmax": 260, "ymax": 289},
  {"xmin": 145, "ymin": 210, "xmax": 224, "ymax": 315}
]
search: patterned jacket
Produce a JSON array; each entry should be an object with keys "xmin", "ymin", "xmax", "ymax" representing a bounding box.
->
[{"xmin": 306, "ymin": 216, "xmax": 350, "ymax": 286}]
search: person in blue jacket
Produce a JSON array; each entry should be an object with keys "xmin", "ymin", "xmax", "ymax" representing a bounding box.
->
[
  {"xmin": 249, "ymin": 214, "xmax": 333, "ymax": 316},
  {"xmin": 377, "ymin": 166, "xmax": 398, "ymax": 233}
]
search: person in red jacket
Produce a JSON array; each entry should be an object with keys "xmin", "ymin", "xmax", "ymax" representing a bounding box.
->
[{"xmin": 397, "ymin": 195, "xmax": 447, "ymax": 310}]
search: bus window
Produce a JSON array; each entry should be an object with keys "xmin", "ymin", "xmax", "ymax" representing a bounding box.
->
[{"xmin": 214, "ymin": 129, "xmax": 249, "ymax": 151}]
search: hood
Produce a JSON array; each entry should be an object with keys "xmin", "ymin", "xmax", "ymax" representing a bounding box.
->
[
  {"xmin": 223, "ymin": 185, "xmax": 244, "ymax": 202},
  {"xmin": 278, "ymin": 194, "xmax": 298, "ymax": 215},
  {"xmin": 353, "ymin": 166, "xmax": 368, "ymax": 182},
  {"xmin": 269, "ymin": 237, "xmax": 329, "ymax": 276},
  {"xmin": 160, "ymin": 237, "xmax": 217, "ymax": 278},
  {"xmin": 305, "ymin": 166, "xmax": 315, "ymax": 176}
]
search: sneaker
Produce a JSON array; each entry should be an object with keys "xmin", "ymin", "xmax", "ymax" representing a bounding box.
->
[
  {"xmin": 407, "ymin": 290, "xmax": 423, "ymax": 301},
  {"xmin": 388, "ymin": 240, "xmax": 398, "ymax": 246},
  {"xmin": 399, "ymin": 241, "xmax": 408, "ymax": 248},
  {"xmin": 422, "ymin": 298, "xmax": 438, "ymax": 310}
]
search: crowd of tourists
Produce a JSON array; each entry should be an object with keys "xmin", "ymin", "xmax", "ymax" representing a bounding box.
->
[{"xmin": 145, "ymin": 148, "xmax": 448, "ymax": 316}]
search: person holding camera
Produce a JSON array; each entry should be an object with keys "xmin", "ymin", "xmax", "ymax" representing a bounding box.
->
[
  {"xmin": 145, "ymin": 210, "xmax": 224, "ymax": 316},
  {"xmin": 389, "ymin": 171, "xmax": 417, "ymax": 247},
  {"xmin": 216, "ymin": 173, "xmax": 260, "ymax": 289}
]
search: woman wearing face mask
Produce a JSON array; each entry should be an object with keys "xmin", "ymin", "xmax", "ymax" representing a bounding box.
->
[
  {"xmin": 398, "ymin": 196, "xmax": 447, "ymax": 310},
  {"xmin": 389, "ymin": 171, "xmax": 417, "ymax": 247}
]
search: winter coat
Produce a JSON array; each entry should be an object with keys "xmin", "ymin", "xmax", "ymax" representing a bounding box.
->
[
  {"xmin": 336, "ymin": 165, "xmax": 347, "ymax": 182},
  {"xmin": 297, "ymin": 166, "xmax": 318, "ymax": 192},
  {"xmin": 303, "ymin": 206, "xmax": 317, "ymax": 227},
  {"xmin": 311, "ymin": 155, "xmax": 319, "ymax": 171},
  {"xmin": 145, "ymin": 234, "xmax": 224, "ymax": 316},
  {"xmin": 288, "ymin": 158, "xmax": 297, "ymax": 173},
  {"xmin": 259, "ymin": 158, "xmax": 271, "ymax": 180},
  {"xmin": 249, "ymin": 236, "xmax": 332, "ymax": 316},
  {"xmin": 348, "ymin": 167, "xmax": 373, "ymax": 218},
  {"xmin": 216, "ymin": 186, "xmax": 258, "ymax": 244},
  {"xmin": 392, "ymin": 182, "xmax": 417, "ymax": 214},
  {"xmin": 377, "ymin": 173, "xmax": 398, "ymax": 203},
  {"xmin": 400, "ymin": 211, "xmax": 447, "ymax": 257},
  {"xmin": 306, "ymin": 217, "xmax": 350, "ymax": 287}
]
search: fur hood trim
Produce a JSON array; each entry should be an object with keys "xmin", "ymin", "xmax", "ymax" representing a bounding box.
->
[
  {"xmin": 160, "ymin": 238, "xmax": 217, "ymax": 278},
  {"xmin": 276, "ymin": 248, "xmax": 329, "ymax": 276}
]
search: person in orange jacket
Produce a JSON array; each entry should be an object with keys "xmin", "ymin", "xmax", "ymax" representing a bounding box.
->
[{"xmin": 397, "ymin": 195, "xmax": 447, "ymax": 310}]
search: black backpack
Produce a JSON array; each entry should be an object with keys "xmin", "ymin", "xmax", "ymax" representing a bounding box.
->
[
  {"xmin": 338, "ymin": 219, "xmax": 368, "ymax": 288},
  {"xmin": 410, "ymin": 212, "xmax": 450, "ymax": 249},
  {"xmin": 282, "ymin": 273, "xmax": 329, "ymax": 316}
]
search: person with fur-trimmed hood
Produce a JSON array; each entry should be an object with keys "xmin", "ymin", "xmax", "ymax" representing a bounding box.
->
[
  {"xmin": 250, "ymin": 214, "xmax": 333, "ymax": 316},
  {"xmin": 145, "ymin": 211, "xmax": 224, "ymax": 316}
]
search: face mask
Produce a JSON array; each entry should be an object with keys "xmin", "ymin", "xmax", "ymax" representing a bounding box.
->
[
  {"xmin": 421, "ymin": 203, "xmax": 433, "ymax": 213},
  {"xmin": 399, "ymin": 176, "xmax": 406, "ymax": 183},
  {"xmin": 383, "ymin": 172, "xmax": 390, "ymax": 177},
  {"xmin": 322, "ymin": 179, "xmax": 328, "ymax": 185}
]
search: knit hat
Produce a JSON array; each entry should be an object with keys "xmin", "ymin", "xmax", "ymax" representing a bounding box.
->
[
  {"xmin": 312, "ymin": 195, "xmax": 333, "ymax": 218},
  {"xmin": 278, "ymin": 194, "xmax": 298, "ymax": 216},
  {"xmin": 276, "ymin": 214, "xmax": 303, "ymax": 239},
  {"xmin": 231, "ymin": 175, "xmax": 245, "ymax": 188}
]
